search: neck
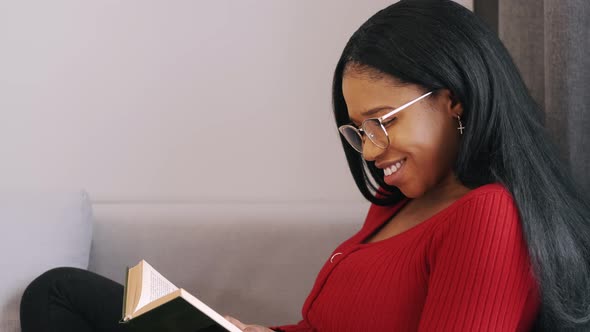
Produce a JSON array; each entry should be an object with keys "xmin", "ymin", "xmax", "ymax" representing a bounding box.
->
[{"xmin": 412, "ymin": 173, "xmax": 470, "ymax": 206}]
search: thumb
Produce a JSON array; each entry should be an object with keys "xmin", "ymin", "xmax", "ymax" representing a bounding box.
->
[
  {"xmin": 244, "ymin": 327, "xmax": 271, "ymax": 332},
  {"xmin": 224, "ymin": 315, "xmax": 247, "ymax": 330}
]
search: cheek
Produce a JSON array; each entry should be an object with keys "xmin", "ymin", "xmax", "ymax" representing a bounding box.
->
[
  {"xmin": 396, "ymin": 115, "xmax": 449, "ymax": 163},
  {"xmin": 390, "ymin": 116, "xmax": 457, "ymax": 194}
]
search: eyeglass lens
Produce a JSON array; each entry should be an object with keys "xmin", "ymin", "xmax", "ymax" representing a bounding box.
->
[{"xmin": 340, "ymin": 119, "xmax": 389, "ymax": 152}]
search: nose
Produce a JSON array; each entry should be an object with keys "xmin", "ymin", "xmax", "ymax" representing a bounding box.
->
[{"xmin": 361, "ymin": 138, "xmax": 386, "ymax": 161}]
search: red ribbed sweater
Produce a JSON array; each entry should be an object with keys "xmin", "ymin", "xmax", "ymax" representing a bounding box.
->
[{"xmin": 270, "ymin": 183, "xmax": 541, "ymax": 332}]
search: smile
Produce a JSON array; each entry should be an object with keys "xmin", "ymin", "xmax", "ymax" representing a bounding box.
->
[{"xmin": 384, "ymin": 158, "xmax": 406, "ymax": 176}]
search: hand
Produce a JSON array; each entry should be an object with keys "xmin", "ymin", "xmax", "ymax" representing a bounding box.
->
[{"xmin": 224, "ymin": 315, "xmax": 275, "ymax": 332}]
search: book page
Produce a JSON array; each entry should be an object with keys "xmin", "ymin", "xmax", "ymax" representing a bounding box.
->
[{"xmin": 134, "ymin": 260, "xmax": 179, "ymax": 313}]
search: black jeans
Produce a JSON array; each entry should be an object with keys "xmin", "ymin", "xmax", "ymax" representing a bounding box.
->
[{"xmin": 20, "ymin": 267, "xmax": 128, "ymax": 332}]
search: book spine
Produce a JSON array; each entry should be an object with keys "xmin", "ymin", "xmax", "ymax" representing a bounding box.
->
[{"xmin": 121, "ymin": 267, "xmax": 130, "ymax": 321}]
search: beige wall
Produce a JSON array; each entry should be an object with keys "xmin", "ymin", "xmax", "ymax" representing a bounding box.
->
[{"xmin": 0, "ymin": 1, "xmax": 472, "ymax": 205}]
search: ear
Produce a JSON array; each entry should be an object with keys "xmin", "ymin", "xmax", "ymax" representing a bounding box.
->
[{"xmin": 440, "ymin": 89, "xmax": 463, "ymax": 118}]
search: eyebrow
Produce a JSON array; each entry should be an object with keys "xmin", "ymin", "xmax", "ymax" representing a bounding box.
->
[
  {"xmin": 349, "ymin": 105, "xmax": 397, "ymax": 124},
  {"xmin": 361, "ymin": 105, "xmax": 396, "ymax": 117}
]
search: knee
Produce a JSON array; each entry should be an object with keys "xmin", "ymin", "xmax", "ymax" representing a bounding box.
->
[
  {"xmin": 20, "ymin": 267, "xmax": 91, "ymax": 330},
  {"xmin": 21, "ymin": 267, "xmax": 85, "ymax": 308}
]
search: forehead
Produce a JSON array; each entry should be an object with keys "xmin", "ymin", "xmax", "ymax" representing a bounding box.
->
[
  {"xmin": 342, "ymin": 64, "xmax": 401, "ymax": 94},
  {"xmin": 342, "ymin": 73, "xmax": 397, "ymax": 102},
  {"xmin": 342, "ymin": 71, "xmax": 416, "ymax": 118}
]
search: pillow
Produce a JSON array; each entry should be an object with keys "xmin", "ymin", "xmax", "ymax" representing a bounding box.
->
[{"xmin": 0, "ymin": 190, "xmax": 93, "ymax": 332}]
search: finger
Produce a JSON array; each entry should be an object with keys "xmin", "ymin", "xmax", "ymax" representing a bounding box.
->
[
  {"xmin": 224, "ymin": 315, "xmax": 248, "ymax": 330},
  {"xmin": 243, "ymin": 326, "xmax": 272, "ymax": 332}
]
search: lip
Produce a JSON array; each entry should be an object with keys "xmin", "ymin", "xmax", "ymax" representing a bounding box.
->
[
  {"xmin": 376, "ymin": 157, "xmax": 406, "ymax": 170},
  {"xmin": 380, "ymin": 157, "xmax": 407, "ymax": 186}
]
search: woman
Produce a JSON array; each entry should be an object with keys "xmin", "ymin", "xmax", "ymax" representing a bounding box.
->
[{"xmin": 21, "ymin": 0, "xmax": 590, "ymax": 331}]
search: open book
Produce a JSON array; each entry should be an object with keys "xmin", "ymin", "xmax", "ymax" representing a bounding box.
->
[{"xmin": 120, "ymin": 260, "xmax": 242, "ymax": 332}]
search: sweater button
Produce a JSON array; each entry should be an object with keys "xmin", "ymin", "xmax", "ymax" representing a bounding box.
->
[{"xmin": 330, "ymin": 252, "xmax": 343, "ymax": 263}]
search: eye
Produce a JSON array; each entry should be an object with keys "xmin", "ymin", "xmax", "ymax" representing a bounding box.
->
[
  {"xmin": 349, "ymin": 120, "xmax": 361, "ymax": 128},
  {"xmin": 382, "ymin": 117, "xmax": 397, "ymax": 127}
]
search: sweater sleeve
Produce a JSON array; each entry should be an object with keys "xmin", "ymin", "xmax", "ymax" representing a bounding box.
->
[{"xmin": 418, "ymin": 190, "xmax": 539, "ymax": 331}]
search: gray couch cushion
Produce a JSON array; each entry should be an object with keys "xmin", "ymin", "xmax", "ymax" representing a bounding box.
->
[
  {"xmin": 0, "ymin": 190, "xmax": 93, "ymax": 332},
  {"xmin": 90, "ymin": 201, "xmax": 368, "ymax": 326}
]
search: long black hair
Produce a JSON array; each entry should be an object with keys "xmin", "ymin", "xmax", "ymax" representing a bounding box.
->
[{"xmin": 332, "ymin": 0, "xmax": 590, "ymax": 330}]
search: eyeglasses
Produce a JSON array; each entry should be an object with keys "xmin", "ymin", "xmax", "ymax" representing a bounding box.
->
[{"xmin": 338, "ymin": 91, "xmax": 433, "ymax": 153}]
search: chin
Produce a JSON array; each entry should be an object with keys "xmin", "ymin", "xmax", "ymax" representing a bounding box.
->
[
  {"xmin": 397, "ymin": 186, "xmax": 412, "ymax": 198},
  {"xmin": 398, "ymin": 185, "xmax": 425, "ymax": 199}
]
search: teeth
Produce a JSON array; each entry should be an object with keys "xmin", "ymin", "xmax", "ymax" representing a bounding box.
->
[{"xmin": 384, "ymin": 158, "xmax": 405, "ymax": 176}]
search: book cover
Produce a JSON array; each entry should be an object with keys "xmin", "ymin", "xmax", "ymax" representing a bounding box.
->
[{"xmin": 119, "ymin": 260, "xmax": 241, "ymax": 332}]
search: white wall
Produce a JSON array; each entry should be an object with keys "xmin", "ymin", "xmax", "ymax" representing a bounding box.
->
[{"xmin": 0, "ymin": 1, "xmax": 472, "ymax": 204}]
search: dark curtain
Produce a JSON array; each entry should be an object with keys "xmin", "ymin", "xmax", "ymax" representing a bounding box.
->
[{"xmin": 475, "ymin": 0, "xmax": 590, "ymax": 194}]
